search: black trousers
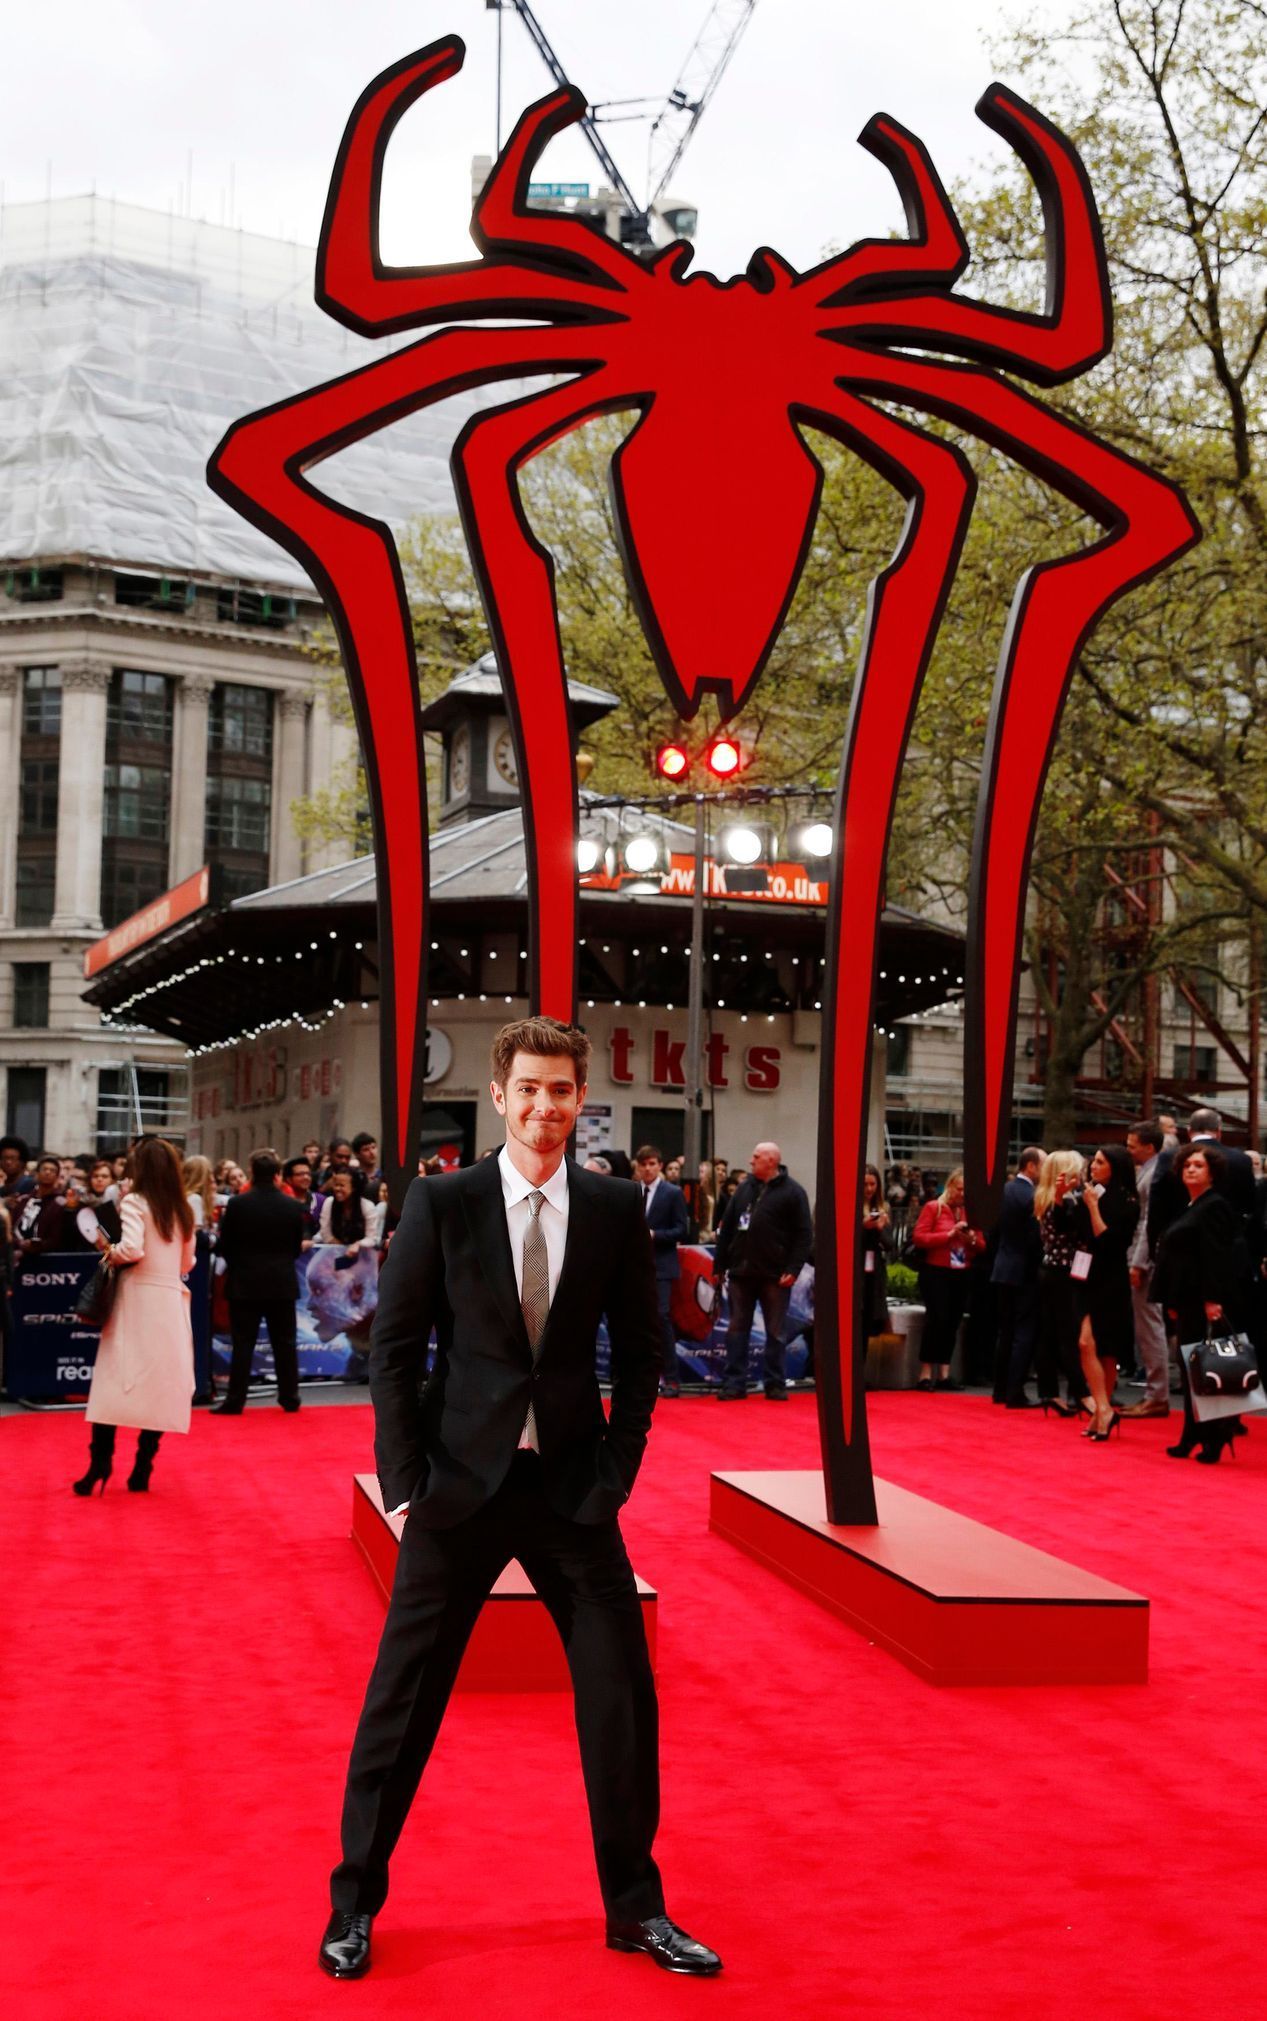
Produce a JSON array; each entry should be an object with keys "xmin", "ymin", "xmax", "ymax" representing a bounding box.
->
[
  {"xmin": 992, "ymin": 1280, "xmax": 1039, "ymax": 1402},
  {"xmin": 225, "ymin": 1297, "xmax": 298, "ymax": 1407},
  {"xmin": 1034, "ymin": 1267, "xmax": 1085, "ymax": 1401},
  {"xmin": 655, "ymin": 1276, "xmax": 679, "ymax": 1381},
  {"xmin": 331, "ymin": 1451, "xmax": 664, "ymax": 1924},
  {"xmin": 920, "ymin": 1268, "xmax": 968, "ymax": 1368},
  {"xmin": 722, "ymin": 1275, "xmax": 787, "ymax": 1391}
]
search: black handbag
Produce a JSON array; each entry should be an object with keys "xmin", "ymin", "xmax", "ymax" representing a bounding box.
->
[
  {"xmin": 73, "ymin": 1257, "xmax": 119, "ymax": 1330},
  {"xmin": 1186, "ymin": 1331, "xmax": 1261, "ymax": 1397}
]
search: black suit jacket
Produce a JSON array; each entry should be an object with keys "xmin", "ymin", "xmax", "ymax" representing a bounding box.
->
[
  {"xmin": 990, "ymin": 1175, "xmax": 1041, "ymax": 1288},
  {"xmin": 370, "ymin": 1156, "xmax": 660, "ymax": 1529},
  {"xmin": 217, "ymin": 1184, "xmax": 306, "ymax": 1301},
  {"xmin": 643, "ymin": 1178, "xmax": 689, "ymax": 1281},
  {"xmin": 1150, "ymin": 1188, "xmax": 1251, "ymax": 1329}
]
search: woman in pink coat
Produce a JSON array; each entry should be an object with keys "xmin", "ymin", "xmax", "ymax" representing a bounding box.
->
[{"xmin": 72, "ymin": 1137, "xmax": 196, "ymax": 1496}]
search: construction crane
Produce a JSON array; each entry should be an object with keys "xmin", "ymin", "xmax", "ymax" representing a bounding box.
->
[{"xmin": 483, "ymin": 0, "xmax": 757, "ymax": 251}]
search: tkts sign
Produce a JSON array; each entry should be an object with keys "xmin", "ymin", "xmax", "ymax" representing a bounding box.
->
[{"xmin": 609, "ymin": 1025, "xmax": 781, "ymax": 1093}]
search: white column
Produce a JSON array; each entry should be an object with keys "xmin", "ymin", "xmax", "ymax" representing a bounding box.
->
[
  {"xmin": 168, "ymin": 674, "xmax": 215, "ymax": 882},
  {"xmin": 51, "ymin": 661, "xmax": 109, "ymax": 932},
  {"xmin": 271, "ymin": 690, "xmax": 310, "ymax": 883},
  {"xmin": 0, "ymin": 668, "xmax": 21, "ymax": 926}
]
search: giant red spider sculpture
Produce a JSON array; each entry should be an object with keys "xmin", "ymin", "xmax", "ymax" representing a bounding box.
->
[{"xmin": 208, "ymin": 35, "xmax": 1198, "ymax": 1521}]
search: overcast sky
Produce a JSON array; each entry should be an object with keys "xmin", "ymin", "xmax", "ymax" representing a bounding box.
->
[{"xmin": 1, "ymin": 0, "xmax": 1083, "ymax": 281}]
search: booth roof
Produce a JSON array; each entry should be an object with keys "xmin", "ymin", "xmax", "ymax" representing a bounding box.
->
[{"xmin": 82, "ymin": 802, "xmax": 967, "ymax": 1050}]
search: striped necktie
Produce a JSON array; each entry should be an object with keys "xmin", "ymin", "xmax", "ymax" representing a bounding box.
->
[{"xmin": 520, "ymin": 1190, "xmax": 549, "ymax": 1448}]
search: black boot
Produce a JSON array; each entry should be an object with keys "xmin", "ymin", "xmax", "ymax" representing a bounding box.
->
[
  {"xmin": 127, "ymin": 1430, "xmax": 162, "ymax": 1492},
  {"xmin": 72, "ymin": 1423, "xmax": 116, "ymax": 1496}
]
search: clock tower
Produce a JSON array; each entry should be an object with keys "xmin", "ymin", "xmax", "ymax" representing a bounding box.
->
[{"xmin": 421, "ymin": 652, "xmax": 619, "ymax": 825}]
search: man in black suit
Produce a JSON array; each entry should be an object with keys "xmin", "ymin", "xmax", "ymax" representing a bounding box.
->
[
  {"xmin": 213, "ymin": 1148, "xmax": 307, "ymax": 1412},
  {"xmin": 633, "ymin": 1143, "xmax": 690, "ymax": 1398},
  {"xmin": 319, "ymin": 1017, "xmax": 721, "ymax": 1983},
  {"xmin": 989, "ymin": 1146, "xmax": 1043, "ymax": 1407}
]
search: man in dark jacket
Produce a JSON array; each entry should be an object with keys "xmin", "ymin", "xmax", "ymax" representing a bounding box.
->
[
  {"xmin": 633, "ymin": 1143, "xmax": 690, "ymax": 1397},
  {"xmin": 213, "ymin": 1148, "xmax": 307, "ymax": 1412},
  {"xmin": 1148, "ymin": 1106, "xmax": 1257, "ymax": 1254},
  {"xmin": 712, "ymin": 1140, "xmax": 813, "ymax": 1399},
  {"xmin": 989, "ymin": 1146, "xmax": 1043, "ymax": 1407}
]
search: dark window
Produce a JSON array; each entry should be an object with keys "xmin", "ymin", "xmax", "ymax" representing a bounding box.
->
[
  {"xmin": 22, "ymin": 667, "xmax": 62, "ymax": 735},
  {"xmin": 107, "ymin": 669, "xmax": 172, "ymax": 746},
  {"xmin": 12, "ymin": 963, "xmax": 50, "ymax": 1028},
  {"xmin": 5, "ymin": 567, "xmax": 62, "ymax": 604},
  {"xmin": 114, "ymin": 574, "xmax": 193, "ymax": 611},
  {"xmin": 5, "ymin": 1066, "xmax": 46, "ymax": 1148},
  {"xmin": 205, "ymin": 773, "xmax": 271, "ymax": 852},
  {"xmin": 213, "ymin": 863, "xmax": 270, "ymax": 903},
  {"xmin": 886, "ymin": 1025, "xmax": 912, "ymax": 1077},
  {"xmin": 15, "ymin": 854, "xmax": 54, "ymax": 927},
  {"xmin": 208, "ymin": 683, "xmax": 273, "ymax": 760},
  {"xmin": 1173, "ymin": 1043, "xmax": 1217, "ymax": 1087},
  {"xmin": 103, "ymin": 764, "xmax": 170, "ymax": 841},
  {"xmin": 215, "ymin": 585, "xmax": 296, "ymax": 629},
  {"xmin": 99, "ymin": 854, "xmax": 169, "ymax": 928},
  {"xmin": 20, "ymin": 758, "xmax": 60, "ymax": 833}
]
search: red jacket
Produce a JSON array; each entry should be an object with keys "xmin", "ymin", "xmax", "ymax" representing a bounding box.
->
[{"xmin": 912, "ymin": 1199, "xmax": 978, "ymax": 1271}]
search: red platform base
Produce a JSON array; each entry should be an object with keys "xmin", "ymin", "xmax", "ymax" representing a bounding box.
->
[
  {"xmin": 710, "ymin": 1471, "xmax": 1148, "ymax": 1686},
  {"xmin": 351, "ymin": 1474, "xmax": 657, "ymax": 1690}
]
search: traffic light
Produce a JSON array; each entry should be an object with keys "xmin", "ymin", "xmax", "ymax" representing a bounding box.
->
[{"xmin": 654, "ymin": 741, "xmax": 691, "ymax": 780}]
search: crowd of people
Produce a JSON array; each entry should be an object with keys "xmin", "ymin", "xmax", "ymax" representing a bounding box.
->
[
  {"xmin": 8, "ymin": 1102, "xmax": 1265, "ymax": 1480},
  {"xmin": 867, "ymin": 1107, "xmax": 1267, "ymax": 1462}
]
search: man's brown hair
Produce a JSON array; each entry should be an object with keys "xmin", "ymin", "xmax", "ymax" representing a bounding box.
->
[{"xmin": 490, "ymin": 1016, "xmax": 591, "ymax": 1091}]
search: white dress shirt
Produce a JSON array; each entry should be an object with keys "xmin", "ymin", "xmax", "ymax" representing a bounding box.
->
[
  {"xmin": 640, "ymin": 1174, "xmax": 661, "ymax": 1213},
  {"xmin": 499, "ymin": 1144, "xmax": 569, "ymax": 1450}
]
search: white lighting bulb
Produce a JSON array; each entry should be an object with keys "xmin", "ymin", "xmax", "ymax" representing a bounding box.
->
[
  {"xmin": 624, "ymin": 836, "xmax": 659, "ymax": 873},
  {"xmin": 801, "ymin": 823, "xmax": 833, "ymax": 858},
  {"xmin": 577, "ymin": 838, "xmax": 603, "ymax": 873},
  {"xmin": 724, "ymin": 826, "xmax": 762, "ymax": 865}
]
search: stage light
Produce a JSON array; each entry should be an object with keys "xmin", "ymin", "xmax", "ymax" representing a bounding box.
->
[
  {"xmin": 798, "ymin": 822, "xmax": 833, "ymax": 859},
  {"xmin": 705, "ymin": 736, "xmax": 742, "ymax": 778},
  {"xmin": 623, "ymin": 834, "xmax": 661, "ymax": 873},
  {"xmin": 655, "ymin": 741, "xmax": 690, "ymax": 779},
  {"xmin": 723, "ymin": 824, "xmax": 763, "ymax": 865},
  {"xmin": 576, "ymin": 837, "xmax": 603, "ymax": 873}
]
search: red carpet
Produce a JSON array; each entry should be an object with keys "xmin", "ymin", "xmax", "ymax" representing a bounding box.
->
[{"xmin": 5, "ymin": 1393, "xmax": 1266, "ymax": 2020}]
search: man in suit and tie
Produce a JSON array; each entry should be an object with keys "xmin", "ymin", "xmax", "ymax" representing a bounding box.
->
[
  {"xmin": 633, "ymin": 1144, "xmax": 690, "ymax": 1398},
  {"xmin": 319, "ymin": 1016, "xmax": 721, "ymax": 1983},
  {"xmin": 212, "ymin": 1148, "xmax": 307, "ymax": 1412},
  {"xmin": 990, "ymin": 1146, "xmax": 1043, "ymax": 1408}
]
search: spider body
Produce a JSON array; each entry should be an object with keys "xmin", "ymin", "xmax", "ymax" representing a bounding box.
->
[{"xmin": 209, "ymin": 34, "xmax": 1198, "ymax": 1519}]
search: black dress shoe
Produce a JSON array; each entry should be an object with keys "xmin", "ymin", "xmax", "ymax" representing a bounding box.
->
[
  {"xmin": 210, "ymin": 1402, "xmax": 244, "ymax": 1415},
  {"xmin": 606, "ymin": 1914, "xmax": 722, "ymax": 1976},
  {"xmin": 1005, "ymin": 1397, "xmax": 1040, "ymax": 1410},
  {"xmin": 280, "ymin": 1399, "xmax": 302, "ymax": 1412},
  {"xmin": 319, "ymin": 1910, "xmax": 373, "ymax": 1979},
  {"xmin": 763, "ymin": 1384, "xmax": 789, "ymax": 1400}
]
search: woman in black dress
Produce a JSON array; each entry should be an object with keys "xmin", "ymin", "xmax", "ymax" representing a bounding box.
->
[
  {"xmin": 1033, "ymin": 1151, "xmax": 1089, "ymax": 1414},
  {"xmin": 1150, "ymin": 1143, "xmax": 1250, "ymax": 1464},
  {"xmin": 1075, "ymin": 1145, "xmax": 1139, "ymax": 1443}
]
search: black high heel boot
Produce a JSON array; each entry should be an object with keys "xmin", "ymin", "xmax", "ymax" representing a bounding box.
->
[
  {"xmin": 72, "ymin": 1423, "xmax": 115, "ymax": 1496},
  {"xmin": 1167, "ymin": 1428, "xmax": 1200, "ymax": 1458},
  {"xmin": 1195, "ymin": 1425, "xmax": 1237, "ymax": 1465},
  {"xmin": 127, "ymin": 1430, "xmax": 162, "ymax": 1493}
]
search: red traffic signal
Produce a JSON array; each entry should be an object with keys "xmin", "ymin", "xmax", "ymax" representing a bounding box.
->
[
  {"xmin": 704, "ymin": 735, "xmax": 743, "ymax": 778},
  {"xmin": 654, "ymin": 741, "xmax": 691, "ymax": 779}
]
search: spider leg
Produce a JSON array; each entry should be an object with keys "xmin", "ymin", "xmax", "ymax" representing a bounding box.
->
[
  {"xmin": 207, "ymin": 325, "xmax": 613, "ymax": 1202},
  {"xmin": 451, "ymin": 371, "xmax": 630, "ymax": 1021},
  {"xmin": 800, "ymin": 388, "xmax": 976, "ymax": 1522},
  {"xmin": 836, "ymin": 352, "xmax": 1200, "ymax": 1218}
]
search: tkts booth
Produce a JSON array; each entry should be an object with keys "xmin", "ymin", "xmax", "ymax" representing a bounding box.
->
[{"xmin": 81, "ymin": 659, "xmax": 967, "ymax": 1188}]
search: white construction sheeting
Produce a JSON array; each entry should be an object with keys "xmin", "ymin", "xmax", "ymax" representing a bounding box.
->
[{"xmin": 0, "ymin": 196, "xmax": 518, "ymax": 591}]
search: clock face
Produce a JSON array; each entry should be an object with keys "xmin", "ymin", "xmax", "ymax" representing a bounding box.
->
[
  {"xmin": 449, "ymin": 725, "xmax": 470, "ymax": 798},
  {"xmin": 492, "ymin": 726, "xmax": 519, "ymax": 787}
]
